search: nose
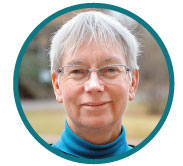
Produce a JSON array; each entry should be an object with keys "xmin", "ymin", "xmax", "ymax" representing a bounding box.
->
[{"xmin": 84, "ymin": 71, "xmax": 104, "ymax": 93}]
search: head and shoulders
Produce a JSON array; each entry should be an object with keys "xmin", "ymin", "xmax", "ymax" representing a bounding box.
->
[{"xmin": 49, "ymin": 10, "xmax": 139, "ymax": 158}]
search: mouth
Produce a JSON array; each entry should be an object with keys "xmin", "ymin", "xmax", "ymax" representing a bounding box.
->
[{"xmin": 81, "ymin": 101, "xmax": 111, "ymax": 107}]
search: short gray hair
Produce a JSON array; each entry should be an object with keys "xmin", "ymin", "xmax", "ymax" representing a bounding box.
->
[{"xmin": 49, "ymin": 11, "xmax": 140, "ymax": 72}]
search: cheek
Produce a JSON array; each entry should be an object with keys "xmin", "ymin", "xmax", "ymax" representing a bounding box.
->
[
  {"xmin": 109, "ymin": 82, "xmax": 130, "ymax": 114},
  {"xmin": 118, "ymin": 84, "xmax": 129, "ymax": 100},
  {"xmin": 61, "ymin": 84, "xmax": 82, "ymax": 114},
  {"xmin": 62, "ymin": 85, "xmax": 77, "ymax": 104}
]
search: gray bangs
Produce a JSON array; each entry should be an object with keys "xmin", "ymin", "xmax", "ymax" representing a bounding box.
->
[{"xmin": 50, "ymin": 11, "xmax": 139, "ymax": 72}]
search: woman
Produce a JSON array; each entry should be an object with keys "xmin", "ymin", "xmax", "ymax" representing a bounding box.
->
[{"xmin": 50, "ymin": 10, "xmax": 139, "ymax": 158}]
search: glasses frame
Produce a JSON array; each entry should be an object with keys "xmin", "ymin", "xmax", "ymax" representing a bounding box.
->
[{"xmin": 57, "ymin": 64, "xmax": 132, "ymax": 83}]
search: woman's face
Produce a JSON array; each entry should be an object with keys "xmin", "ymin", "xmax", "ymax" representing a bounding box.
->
[{"xmin": 52, "ymin": 40, "xmax": 138, "ymax": 130}]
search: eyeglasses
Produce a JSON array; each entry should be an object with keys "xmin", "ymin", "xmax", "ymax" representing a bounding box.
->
[{"xmin": 57, "ymin": 64, "xmax": 131, "ymax": 85}]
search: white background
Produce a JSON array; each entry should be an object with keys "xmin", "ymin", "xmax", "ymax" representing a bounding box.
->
[{"xmin": 0, "ymin": 0, "xmax": 182, "ymax": 165}]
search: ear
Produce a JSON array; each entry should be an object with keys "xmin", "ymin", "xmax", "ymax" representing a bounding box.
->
[
  {"xmin": 129, "ymin": 69, "xmax": 139, "ymax": 101},
  {"xmin": 51, "ymin": 72, "xmax": 63, "ymax": 103}
]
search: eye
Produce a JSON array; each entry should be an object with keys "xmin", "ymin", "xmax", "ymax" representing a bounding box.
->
[
  {"xmin": 70, "ymin": 69, "xmax": 82, "ymax": 74},
  {"xmin": 103, "ymin": 66, "xmax": 120, "ymax": 73},
  {"xmin": 67, "ymin": 67, "xmax": 88, "ymax": 79},
  {"xmin": 106, "ymin": 67, "xmax": 118, "ymax": 72},
  {"xmin": 100, "ymin": 66, "xmax": 122, "ymax": 78}
]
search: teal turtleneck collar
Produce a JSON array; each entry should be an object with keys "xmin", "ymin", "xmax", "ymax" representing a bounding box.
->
[{"xmin": 52, "ymin": 121, "xmax": 132, "ymax": 159}]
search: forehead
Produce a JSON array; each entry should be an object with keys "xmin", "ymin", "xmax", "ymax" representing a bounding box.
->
[{"xmin": 62, "ymin": 39, "xmax": 126, "ymax": 66}]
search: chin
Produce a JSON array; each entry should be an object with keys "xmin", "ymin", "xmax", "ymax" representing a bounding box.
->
[{"xmin": 81, "ymin": 118, "xmax": 112, "ymax": 129}]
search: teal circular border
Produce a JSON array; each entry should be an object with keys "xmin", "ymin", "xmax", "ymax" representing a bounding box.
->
[{"xmin": 13, "ymin": 3, "xmax": 174, "ymax": 164}]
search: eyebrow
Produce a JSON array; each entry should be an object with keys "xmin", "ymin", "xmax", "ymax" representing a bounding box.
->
[
  {"xmin": 103, "ymin": 57, "xmax": 122, "ymax": 63},
  {"xmin": 66, "ymin": 59, "xmax": 86, "ymax": 65}
]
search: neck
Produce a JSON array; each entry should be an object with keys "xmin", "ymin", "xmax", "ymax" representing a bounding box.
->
[{"xmin": 67, "ymin": 118, "xmax": 122, "ymax": 145}]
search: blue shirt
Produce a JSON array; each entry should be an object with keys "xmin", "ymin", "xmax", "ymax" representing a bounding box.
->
[{"xmin": 52, "ymin": 121, "xmax": 132, "ymax": 158}]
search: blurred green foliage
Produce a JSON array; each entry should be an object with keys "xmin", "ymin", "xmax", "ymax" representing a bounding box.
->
[{"xmin": 19, "ymin": 52, "xmax": 54, "ymax": 98}]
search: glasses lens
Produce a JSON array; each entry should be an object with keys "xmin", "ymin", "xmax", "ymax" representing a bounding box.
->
[
  {"xmin": 63, "ymin": 66, "xmax": 88, "ymax": 82},
  {"xmin": 100, "ymin": 65, "xmax": 127, "ymax": 82}
]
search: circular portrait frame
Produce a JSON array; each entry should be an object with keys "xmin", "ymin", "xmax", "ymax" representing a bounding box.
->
[{"xmin": 13, "ymin": 3, "xmax": 174, "ymax": 164}]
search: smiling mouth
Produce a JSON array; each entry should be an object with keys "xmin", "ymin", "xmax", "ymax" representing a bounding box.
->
[{"xmin": 81, "ymin": 101, "xmax": 111, "ymax": 107}]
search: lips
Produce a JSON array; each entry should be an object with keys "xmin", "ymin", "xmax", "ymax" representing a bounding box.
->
[{"xmin": 81, "ymin": 101, "xmax": 111, "ymax": 107}]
